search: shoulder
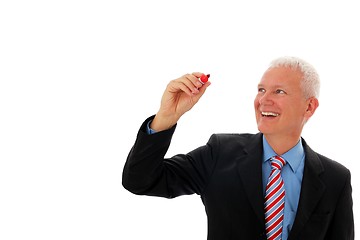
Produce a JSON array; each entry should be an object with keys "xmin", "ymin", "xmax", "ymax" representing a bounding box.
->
[
  {"xmin": 302, "ymin": 138, "xmax": 350, "ymax": 174},
  {"xmin": 303, "ymin": 139, "xmax": 351, "ymax": 184},
  {"xmin": 209, "ymin": 132, "xmax": 258, "ymax": 143},
  {"xmin": 207, "ymin": 132, "xmax": 262, "ymax": 151},
  {"xmin": 317, "ymin": 152, "xmax": 351, "ymax": 177},
  {"xmin": 303, "ymin": 144, "xmax": 352, "ymax": 205}
]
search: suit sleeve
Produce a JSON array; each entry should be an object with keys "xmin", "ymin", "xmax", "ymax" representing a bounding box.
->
[
  {"xmin": 326, "ymin": 169, "xmax": 354, "ymax": 239},
  {"xmin": 122, "ymin": 115, "xmax": 218, "ymax": 198}
]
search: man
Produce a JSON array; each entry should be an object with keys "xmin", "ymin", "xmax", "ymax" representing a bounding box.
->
[{"xmin": 122, "ymin": 56, "xmax": 354, "ymax": 239}]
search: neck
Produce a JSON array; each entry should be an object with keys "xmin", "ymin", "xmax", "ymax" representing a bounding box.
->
[{"xmin": 263, "ymin": 133, "xmax": 301, "ymax": 155}]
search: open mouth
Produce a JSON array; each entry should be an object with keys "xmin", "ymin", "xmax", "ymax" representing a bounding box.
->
[{"xmin": 261, "ymin": 112, "xmax": 280, "ymax": 117}]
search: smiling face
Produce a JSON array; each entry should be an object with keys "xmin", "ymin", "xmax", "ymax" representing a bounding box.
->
[{"xmin": 254, "ymin": 66, "xmax": 318, "ymax": 141}]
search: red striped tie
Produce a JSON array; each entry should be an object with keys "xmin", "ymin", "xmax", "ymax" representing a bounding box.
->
[{"xmin": 264, "ymin": 156, "xmax": 286, "ymax": 240}]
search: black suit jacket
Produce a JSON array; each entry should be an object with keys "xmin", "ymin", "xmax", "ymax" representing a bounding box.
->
[{"xmin": 122, "ymin": 116, "xmax": 354, "ymax": 239}]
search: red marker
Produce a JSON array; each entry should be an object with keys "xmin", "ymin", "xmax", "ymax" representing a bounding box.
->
[{"xmin": 199, "ymin": 74, "xmax": 210, "ymax": 84}]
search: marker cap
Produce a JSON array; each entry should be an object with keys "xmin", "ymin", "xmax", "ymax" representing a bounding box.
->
[{"xmin": 199, "ymin": 74, "xmax": 210, "ymax": 84}]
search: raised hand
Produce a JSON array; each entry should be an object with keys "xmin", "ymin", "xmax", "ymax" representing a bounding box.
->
[{"xmin": 150, "ymin": 72, "xmax": 211, "ymax": 132}]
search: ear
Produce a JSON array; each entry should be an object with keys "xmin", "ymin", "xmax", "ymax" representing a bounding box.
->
[{"xmin": 304, "ymin": 97, "xmax": 319, "ymax": 119}]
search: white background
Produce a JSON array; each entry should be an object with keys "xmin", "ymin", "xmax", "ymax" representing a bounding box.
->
[{"xmin": 1, "ymin": 0, "xmax": 359, "ymax": 239}]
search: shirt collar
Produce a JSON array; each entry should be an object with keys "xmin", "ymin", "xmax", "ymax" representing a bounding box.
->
[{"xmin": 262, "ymin": 135, "xmax": 305, "ymax": 173}]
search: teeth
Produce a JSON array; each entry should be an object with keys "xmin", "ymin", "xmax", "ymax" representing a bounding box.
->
[{"xmin": 262, "ymin": 112, "xmax": 279, "ymax": 117}]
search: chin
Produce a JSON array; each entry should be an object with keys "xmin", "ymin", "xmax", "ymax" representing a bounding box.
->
[
  {"xmin": 257, "ymin": 124, "xmax": 273, "ymax": 135},
  {"xmin": 257, "ymin": 121, "xmax": 270, "ymax": 133}
]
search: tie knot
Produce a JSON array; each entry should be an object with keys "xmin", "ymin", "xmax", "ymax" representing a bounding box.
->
[{"xmin": 271, "ymin": 156, "xmax": 286, "ymax": 170}]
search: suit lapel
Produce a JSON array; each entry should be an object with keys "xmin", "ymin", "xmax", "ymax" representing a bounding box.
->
[
  {"xmin": 288, "ymin": 139, "xmax": 325, "ymax": 239},
  {"xmin": 236, "ymin": 133, "xmax": 265, "ymax": 227}
]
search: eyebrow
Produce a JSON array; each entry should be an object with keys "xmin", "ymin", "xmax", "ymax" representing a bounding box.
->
[{"xmin": 257, "ymin": 84, "xmax": 286, "ymax": 89}]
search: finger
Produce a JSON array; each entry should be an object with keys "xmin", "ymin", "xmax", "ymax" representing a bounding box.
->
[
  {"xmin": 198, "ymin": 81, "xmax": 211, "ymax": 95},
  {"xmin": 180, "ymin": 74, "xmax": 202, "ymax": 92},
  {"xmin": 170, "ymin": 74, "xmax": 199, "ymax": 95},
  {"xmin": 191, "ymin": 72, "xmax": 210, "ymax": 86},
  {"xmin": 182, "ymin": 73, "xmax": 203, "ymax": 89},
  {"xmin": 191, "ymin": 72, "xmax": 204, "ymax": 78},
  {"xmin": 189, "ymin": 81, "xmax": 211, "ymax": 104},
  {"xmin": 182, "ymin": 73, "xmax": 203, "ymax": 88},
  {"xmin": 168, "ymin": 79, "xmax": 198, "ymax": 96}
]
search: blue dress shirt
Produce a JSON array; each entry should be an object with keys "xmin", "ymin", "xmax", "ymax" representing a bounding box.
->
[
  {"xmin": 147, "ymin": 121, "xmax": 305, "ymax": 239},
  {"xmin": 262, "ymin": 135, "xmax": 305, "ymax": 240},
  {"xmin": 146, "ymin": 120, "xmax": 157, "ymax": 134}
]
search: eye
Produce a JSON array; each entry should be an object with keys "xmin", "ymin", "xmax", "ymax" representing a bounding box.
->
[
  {"xmin": 275, "ymin": 89, "xmax": 286, "ymax": 94},
  {"xmin": 258, "ymin": 88, "xmax": 266, "ymax": 93}
]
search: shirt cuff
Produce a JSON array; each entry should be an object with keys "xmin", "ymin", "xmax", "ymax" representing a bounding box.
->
[{"xmin": 146, "ymin": 120, "xmax": 157, "ymax": 134}]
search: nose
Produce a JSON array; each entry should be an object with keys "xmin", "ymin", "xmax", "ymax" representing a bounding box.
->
[{"xmin": 257, "ymin": 92, "xmax": 273, "ymax": 105}]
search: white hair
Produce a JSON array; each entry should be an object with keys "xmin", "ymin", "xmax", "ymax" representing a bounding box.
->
[{"xmin": 268, "ymin": 56, "xmax": 320, "ymax": 99}]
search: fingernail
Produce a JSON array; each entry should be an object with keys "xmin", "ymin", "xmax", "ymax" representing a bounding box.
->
[{"xmin": 192, "ymin": 88, "xmax": 199, "ymax": 94}]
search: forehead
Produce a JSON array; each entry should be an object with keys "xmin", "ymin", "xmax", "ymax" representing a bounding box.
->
[{"xmin": 259, "ymin": 67, "xmax": 303, "ymax": 87}]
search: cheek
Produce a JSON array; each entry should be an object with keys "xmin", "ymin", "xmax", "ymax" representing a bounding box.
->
[
  {"xmin": 254, "ymin": 97, "xmax": 259, "ymax": 108},
  {"xmin": 286, "ymin": 107, "xmax": 307, "ymax": 123}
]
